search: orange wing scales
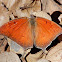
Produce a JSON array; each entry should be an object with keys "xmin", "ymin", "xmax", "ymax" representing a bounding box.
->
[
  {"xmin": 35, "ymin": 17, "xmax": 62, "ymax": 49},
  {"xmin": 0, "ymin": 18, "xmax": 33, "ymax": 49},
  {"xmin": 0, "ymin": 17, "xmax": 62, "ymax": 49}
]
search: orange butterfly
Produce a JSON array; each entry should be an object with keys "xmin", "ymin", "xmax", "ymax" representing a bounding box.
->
[{"xmin": 0, "ymin": 17, "xmax": 62, "ymax": 50}]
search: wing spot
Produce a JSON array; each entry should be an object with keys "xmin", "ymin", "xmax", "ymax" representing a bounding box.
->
[
  {"xmin": 13, "ymin": 21, "xmax": 17, "ymax": 24},
  {"xmin": 46, "ymin": 21, "xmax": 47, "ymax": 24}
]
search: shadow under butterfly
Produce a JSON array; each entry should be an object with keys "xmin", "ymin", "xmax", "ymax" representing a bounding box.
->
[{"xmin": 0, "ymin": 17, "xmax": 62, "ymax": 51}]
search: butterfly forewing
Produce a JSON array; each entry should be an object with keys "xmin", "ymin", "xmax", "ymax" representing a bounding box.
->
[
  {"xmin": 0, "ymin": 18, "xmax": 33, "ymax": 49},
  {"xmin": 35, "ymin": 17, "xmax": 62, "ymax": 49}
]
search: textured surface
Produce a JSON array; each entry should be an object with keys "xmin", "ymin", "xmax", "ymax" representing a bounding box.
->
[
  {"xmin": 46, "ymin": 42, "xmax": 62, "ymax": 62},
  {"xmin": 0, "ymin": 52, "xmax": 21, "ymax": 62}
]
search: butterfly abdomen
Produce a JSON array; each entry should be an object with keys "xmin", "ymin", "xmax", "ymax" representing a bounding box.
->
[{"xmin": 29, "ymin": 16, "xmax": 36, "ymax": 46}]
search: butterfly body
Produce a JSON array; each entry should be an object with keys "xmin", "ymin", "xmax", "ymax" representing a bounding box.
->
[{"xmin": 0, "ymin": 17, "xmax": 62, "ymax": 49}]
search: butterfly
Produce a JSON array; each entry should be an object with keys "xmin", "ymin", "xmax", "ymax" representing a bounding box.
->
[{"xmin": 0, "ymin": 17, "xmax": 62, "ymax": 50}]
